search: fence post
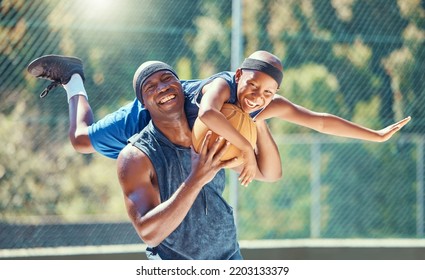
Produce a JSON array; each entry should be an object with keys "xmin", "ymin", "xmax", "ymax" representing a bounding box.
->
[
  {"xmin": 310, "ymin": 140, "xmax": 321, "ymax": 238},
  {"xmin": 230, "ymin": 0, "xmax": 242, "ymax": 227},
  {"xmin": 231, "ymin": 0, "xmax": 242, "ymax": 71},
  {"xmin": 417, "ymin": 136, "xmax": 424, "ymax": 237}
]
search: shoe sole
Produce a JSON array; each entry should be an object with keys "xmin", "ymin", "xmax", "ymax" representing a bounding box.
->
[{"xmin": 27, "ymin": 54, "xmax": 83, "ymax": 80}]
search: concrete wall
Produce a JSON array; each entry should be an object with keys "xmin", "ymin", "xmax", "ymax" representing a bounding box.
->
[{"xmin": 2, "ymin": 239, "xmax": 425, "ymax": 260}]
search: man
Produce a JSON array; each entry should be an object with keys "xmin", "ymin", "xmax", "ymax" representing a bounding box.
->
[{"xmin": 115, "ymin": 61, "xmax": 242, "ymax": 259}]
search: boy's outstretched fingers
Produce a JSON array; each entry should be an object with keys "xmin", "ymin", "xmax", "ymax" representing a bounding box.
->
[
  {"xmin": 390, "ymin": 116, "xmax": 411, "ymax": 132},
  {"xmin": 379, "ymin": 116, "xmax": 411, "ymax": 142},
  {"xmin": 397, "ymin": 116, "xmax": 411, "ymax": 128}
]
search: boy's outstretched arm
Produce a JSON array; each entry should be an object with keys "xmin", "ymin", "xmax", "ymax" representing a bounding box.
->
[{"xmin": 256, "ymin": 95, "xmax": 411, "ymax": 142}]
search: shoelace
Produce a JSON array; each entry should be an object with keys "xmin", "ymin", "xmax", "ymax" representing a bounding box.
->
[{"xmin": 40, "ymin": 81, "xmax": 60, "ymax": 98}]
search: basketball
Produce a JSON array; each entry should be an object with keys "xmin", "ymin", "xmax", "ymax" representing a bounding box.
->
[{"xmin": 192, "ymin": 103, "xmax": 257, "ymax": 168}]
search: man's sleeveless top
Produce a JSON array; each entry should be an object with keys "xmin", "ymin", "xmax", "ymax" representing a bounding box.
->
[{"xmin": 129, "ymin": 121, "xmax": 241, "ymax": 260}]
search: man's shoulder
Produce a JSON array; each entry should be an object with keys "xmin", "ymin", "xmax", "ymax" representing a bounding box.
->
[
  {"xmin": 117, "ymin": 144, "xmax": 153, "ymax": 175},
  {"xmin": 120, "ymin": 126, "xmax": 155, "ymax": 163},
  {"xmin": 118, "ymin": 143, "xmax": 144, "ymax": 162},
  {"xmin": 116, "ymin": 144, "xmax": 157, "ymax": 195}
]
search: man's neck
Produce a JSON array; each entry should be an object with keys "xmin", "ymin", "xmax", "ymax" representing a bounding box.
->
[{"xmin": 153, "ymin": 117, "xmax": 192, "ymax": 147}]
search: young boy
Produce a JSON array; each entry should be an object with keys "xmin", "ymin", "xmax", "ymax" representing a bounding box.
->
[{"xmin": 193, "ymin": 50, "xmax": 411, "ymax": 185}]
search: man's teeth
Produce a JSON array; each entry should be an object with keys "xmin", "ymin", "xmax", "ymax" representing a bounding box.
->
[{"xmin": 159, "ymin": 94, "xmax": 176, "ymax": 104}]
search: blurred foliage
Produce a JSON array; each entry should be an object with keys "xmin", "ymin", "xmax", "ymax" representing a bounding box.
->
[
  {"xmin": 1, "ymin": 0, "xmax": 424, "ymax": 240},
  {"xmin": 0, "ymin": 96, "xmax": 125, "ymax": 222}
]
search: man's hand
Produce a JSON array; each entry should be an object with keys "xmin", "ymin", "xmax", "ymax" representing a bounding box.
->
[{"xmin": 190, "ymin": 131, "xmax": 237, "ymax": 186}]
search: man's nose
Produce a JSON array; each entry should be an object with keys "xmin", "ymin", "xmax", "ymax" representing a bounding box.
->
[{"xmin": 157, "ymin": 82, "xmax": 169, "ymax": 93}]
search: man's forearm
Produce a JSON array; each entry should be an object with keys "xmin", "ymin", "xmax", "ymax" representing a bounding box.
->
[{"xmin": 135, "ymin": 174, "xmax": 204, "ymax": 247}]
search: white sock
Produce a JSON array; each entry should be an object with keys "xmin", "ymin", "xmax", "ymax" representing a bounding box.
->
[{"xmin": 63, "ymin": 74, "xmax": 88, "ymax": 103}]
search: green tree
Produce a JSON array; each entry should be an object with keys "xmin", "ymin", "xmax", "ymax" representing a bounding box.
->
[{"xmin": 0, "ymin": 98, "xmax": 126, "ymax": 221}]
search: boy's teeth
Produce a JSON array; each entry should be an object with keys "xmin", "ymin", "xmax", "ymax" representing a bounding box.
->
[{"xmin": 246, "ymin": 99, "xmax": 256, "ymax": 107}]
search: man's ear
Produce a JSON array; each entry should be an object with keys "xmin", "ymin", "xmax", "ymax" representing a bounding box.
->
[
  {"xmin": 235, "ymin": 68, "xmax": 243, "ymax": 83},
  {"xmin": 140, "ymin": 93, "xmax": 145, "ymax": 106}
]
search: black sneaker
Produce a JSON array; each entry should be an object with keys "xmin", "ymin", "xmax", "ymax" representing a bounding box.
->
[{"xmin": 27, "ymin": 55, "xmax": 85, "ymax": 98}]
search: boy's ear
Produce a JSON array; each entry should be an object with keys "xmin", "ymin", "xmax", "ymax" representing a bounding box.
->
[{"xmin": 235, "ymin": 68, "xmax": 243, "ymax": 83}]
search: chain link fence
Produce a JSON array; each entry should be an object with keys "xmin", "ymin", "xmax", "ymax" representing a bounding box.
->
[
  {"xmin": 1, "ymin": 0, "xmax": 424, "ymax": 247},
  {"xmin": 237, "ymin": 134, "xmax": 422, "ymax": 239}
]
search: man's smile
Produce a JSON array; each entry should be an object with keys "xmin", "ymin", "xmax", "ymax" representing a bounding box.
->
[{"xmin": 158, "ymin": 94, "xmax": 176, "ymax": 104}]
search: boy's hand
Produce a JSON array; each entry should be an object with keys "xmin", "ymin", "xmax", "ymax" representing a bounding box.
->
[
  {"xmin": 238, "ymin": 148, "xmax": 257, "ymax": 186},
  {"xmin": 376, "ymin": 116, "xmax": 411, "ymax": 142}
]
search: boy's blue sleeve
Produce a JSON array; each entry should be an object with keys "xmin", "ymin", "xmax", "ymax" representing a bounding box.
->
[{"xmin": 88, "ymin": 98, "xmax": 151, "ymax": 159}]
